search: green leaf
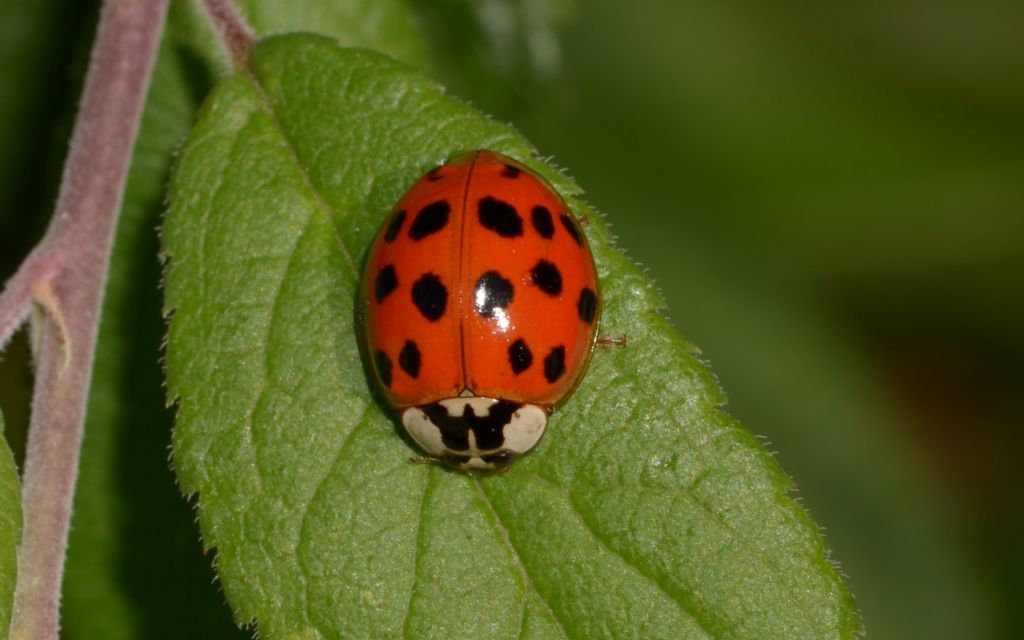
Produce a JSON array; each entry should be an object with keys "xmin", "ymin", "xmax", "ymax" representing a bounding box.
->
[
  {"xmin": 236, "ymin": 0, "xmax": 429, "ymax": 68},
  {"xmin": 0, "ymin": 410, "xmax": 21, "ymax": 636},
  {"xmin": 164, "ymin": 34, "xmax": 860, "ymax": 639}
]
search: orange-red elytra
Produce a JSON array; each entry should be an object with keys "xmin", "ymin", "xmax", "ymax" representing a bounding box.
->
[{"xmin": 362, "ymin": 150, "xmax": 601, "ymax": 471}]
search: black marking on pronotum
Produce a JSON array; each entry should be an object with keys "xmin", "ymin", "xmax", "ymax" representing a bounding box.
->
[
  {"xmin": 480, "ymin": 450, "xmax": 517, "ymax": 468},
  {"xmin": 508, "ymin": 338, "xmax": 533, "ymax": 374},
  {"xmin": 531, "ymin": 206, "xmax": 555, "ymax": 239},
  {"xmin": 385, "ymin": 210, "xmax": 406, "ymax": 242},
  {"xmin": 560, "ymin": 214, "xmax": 583, "ymax": 246},
  {"xmin": 374, "ymin": 350, "xmax": 393, "ymax": 388},
  {"xmin": 375, "ymin": 265, "xmax": 398, "ymax": 303},
  {"xmin": 474, "ymin": 271, "xmax": 514, "ymax": 318},
  {"xmin": 441, "ymin": 452, "xmax": 472, "ymax": 467},
  {"xmin": 502, "ymin": 164, "xmax": 521, "ymax": 178},
  {"xmin": 531, "ymin": 260, "xmax": 563, "ymax": 296},
  {"xmin": 478, "ymin": 197, "xmax": 523, "ymax": 237},
  {"xmin": 399, "ymin": 340, "xmax": 421, "ymax": 379},
  {"xmin": 422, "ymin": 404, "xmax": 469, "ymax": 450},
  {"xmin": 422, "ymin": 400, "xmax": 520, "ymax": 451},
  {"xmin": 577, "ymin": 287, "xmax": 597, "ymax": 324},
  {"xmin": 544, "ymin": 346, "xmax": 566, "ymax": 383},
  {"xmin": 409, "ymin": 200, "xmax": 450, "ymax": 240},
  {"xmin": 411, "ymin": 273, "xmax": 448, "ymax": 321}
]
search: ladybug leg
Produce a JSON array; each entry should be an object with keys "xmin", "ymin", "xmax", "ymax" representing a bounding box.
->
[
  {"xmin": 576, "ymin": 213, "xmax": 590, "ymax": 226},
  {"xmin": 408, "ymin": 455, "xmax": 442, "ymax": 467},
  {"xmin": 461, "ymin": 465, "xmax": 508, "ymax": 477},
  {"xmin": 596, "ymin": 334, "xmax": 628, "ymax": 347}
]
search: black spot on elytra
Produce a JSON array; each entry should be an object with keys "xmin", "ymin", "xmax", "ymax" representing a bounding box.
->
[
  {"xmin": 531, "ymin": 206, "xmax": 554, "ymax": 239},
  {"xmin": 531, "ymin": 260, "xmax": 563, "ymax": 296},
  {"xmin": 577, "ymin": 287, "xmax": 597, "ymax": 324},
  {"xmin": 502, "ymin": 164, "xmax": 521, "ymax": 178},
  {"xmin": 385, "ymin": 210, "xmax": 406, "ymax": 242},
  {"xmin": 422, "ymin": 400, "xmax": 521, "ymax": 451},
  {"xmin": 560, "ymin": 214, "xmax": 583, "ymax": 246},
  {"xmin": 375, "ymin": 265, "xmax": 397, "ymax": 302},
  {"xmin": 508, "ymin": 338, "xmax": 533, "ymax": 374},
  {"xmin": 374, "ymin": 350, "xmax": 392, "ymax": 388},
  {"xmin": 479, "ymin": 197, "xmax": 523, "ymax": 237},
  {"xmin": 399, "ymin": 340, "xmax": 421, "ymax": 378},
  {"xmin": 408, "ymin": 201, "xmax": 450, "ymax": 240},
  {"xmin": 474, "ymin": 271, "xmax": 514, "ymax": 318},
  {"xmin": 544, "ymin": 346, "xmax": 566, "ymax": 383},
  {"xmin": 411, "ymin": 273, "xmax": 447, "ymax": 321}
]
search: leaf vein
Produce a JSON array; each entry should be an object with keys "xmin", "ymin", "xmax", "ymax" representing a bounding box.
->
[
  {"xmin": 295, "ymin": 404, "xmax": 378, "ymax": 635},
  {"xmin": 246, "ymin": 73, "xmax": 359, "ymax": 280},
  {"xmin": 562, "ymin": 485, "xmax": 717, "ymax": 638},
  {"xmin": 188, "ymin": 111, "xmax": 270, "ymax": 486},
  {"xmin": 560, "ymin": 470, "xmax": 818, "ymax": 636},
  {"xmin": 401, "ymin": 470, "xmax": 433, "ymax": 639},
  {"xmin": 474, "ymin": 480, "xmax": 570, "ymax": 640}
]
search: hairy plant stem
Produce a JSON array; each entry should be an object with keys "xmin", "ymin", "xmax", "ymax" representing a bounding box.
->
[
  {"xmin": 0, "ymin": 1, "xmax": 169, "ymax": 638},
  {"xmin": 200, "ymin": 0, "xmax": 255, "ymax": 70}
]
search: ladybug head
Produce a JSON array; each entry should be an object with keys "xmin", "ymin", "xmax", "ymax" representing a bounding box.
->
[{"xmin": 401, "ymin": 397, "xmax": 548, "ymax": 471}]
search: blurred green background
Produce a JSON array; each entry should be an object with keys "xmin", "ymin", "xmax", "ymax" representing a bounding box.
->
[{"xmin": 2, "ymin": 0, "xmax": 1022, "ymax": 638}]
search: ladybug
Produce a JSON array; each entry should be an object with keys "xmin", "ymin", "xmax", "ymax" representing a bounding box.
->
[{"xmin": 362, "ymin": 150, "xmax": 601, "ymax": 471}]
